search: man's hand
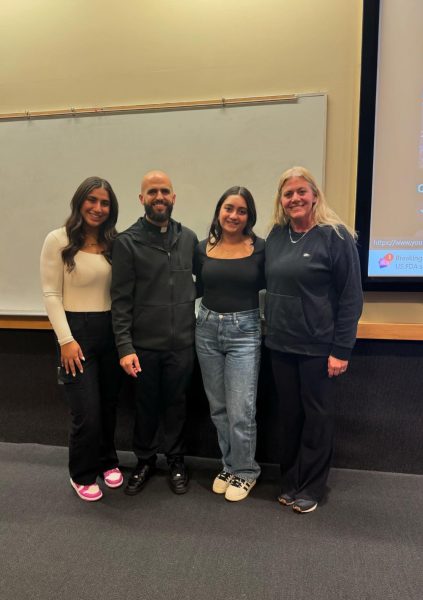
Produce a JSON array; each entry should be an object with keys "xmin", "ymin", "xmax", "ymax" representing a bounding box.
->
[
  {"xmin": 328, "ymin": 355, "xmax": 348, "ymax": 378},
  {"xmin": 120, "ymin": 353, "xmax": 142, "ymax": 378},
  {"xmin": 61, "ymin": 340, "xmax": 85, "ymax": 377}
]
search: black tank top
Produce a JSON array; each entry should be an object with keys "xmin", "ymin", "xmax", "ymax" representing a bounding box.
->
[{"xmin": 194, "ymin": 238, "xmax": 265, "ymax": 313}]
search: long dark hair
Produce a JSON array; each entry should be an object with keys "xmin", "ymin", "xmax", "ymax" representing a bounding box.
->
[
  {"xmin": 62, "ymin": 176, "xmax": 119, "ymax": 271},
  {"xmin": 208, "ymin": 186, "xmax": 257, "ymax": 247}
]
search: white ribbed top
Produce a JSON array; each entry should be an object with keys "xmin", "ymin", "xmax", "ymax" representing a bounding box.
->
[{"xmin": 40, "ymin": 227, "xmax": 111, "ymax": 345}]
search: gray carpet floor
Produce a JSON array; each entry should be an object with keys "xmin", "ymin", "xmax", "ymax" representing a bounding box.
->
[{"xmin": 1, "ymin": 442, "xmax": 422, "ymax": 600}]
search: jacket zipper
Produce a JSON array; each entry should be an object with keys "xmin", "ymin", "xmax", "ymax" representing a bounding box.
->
[
  {"xmin": 168, "ymin": 251, "xmax": 175, "ymax": 348},
  {"xmin": 137, "ymin": 221, "xmax": 181, "ymax": 348}
]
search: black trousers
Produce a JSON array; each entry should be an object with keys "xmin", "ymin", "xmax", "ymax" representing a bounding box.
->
[
  {"xmin": 132, "ymin": 346, "xmax": 195, "ymax": 464},
  {"xmin": 270, "ymin": 350, "xmax": 336, "ymax": 502},
  {"xmin": 61, "ymin": 312, "xmax": 122, "ymax": 485}
]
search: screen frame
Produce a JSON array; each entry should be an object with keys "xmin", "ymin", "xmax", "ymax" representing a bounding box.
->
[{"xmin": 355, "ymin": 0, "xmax": 423, "ymax": 291}]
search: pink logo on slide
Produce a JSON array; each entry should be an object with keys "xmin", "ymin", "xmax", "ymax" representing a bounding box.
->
[{"xmin": 378, "ymin": 253, "xmax": 394, "ymax": 268}]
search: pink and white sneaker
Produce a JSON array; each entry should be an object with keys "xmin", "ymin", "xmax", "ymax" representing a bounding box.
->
[
  {"xmin": 103, "ymin": 468, "xmax": 124, "ymax": 489},
  {"xmin": 70, "ymin": 479, "xmax": 103, "ymax": 502}
]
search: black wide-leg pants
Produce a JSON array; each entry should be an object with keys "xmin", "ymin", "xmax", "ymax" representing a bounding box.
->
[
  {"xmin": 270, "ymin": 350, "xmax": 336, "ymax": 502},
  {"xmin": 61, "ymin": 312, "xmax": 122, "ymax": 485},
  {"xmin": 132, "ymin": 346, "xmax": 195, "ymax": 464}
]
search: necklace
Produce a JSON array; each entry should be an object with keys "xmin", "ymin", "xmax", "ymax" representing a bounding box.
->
[
  {"xmin": 208, "ymin": 237, "xmax": 253, "ymax": 258},
  {"xmin": 82, "ymin": 240, "xmax": 103, "ymax": 254},
  {"xmin": 288, "ymin": 225, "xmax": 311, "ymax": 244}
]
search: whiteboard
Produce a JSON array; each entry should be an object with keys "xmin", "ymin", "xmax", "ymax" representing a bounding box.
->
[{"xmin": 0, "ymin": 93, "xmax": 326, "ymax": 314}]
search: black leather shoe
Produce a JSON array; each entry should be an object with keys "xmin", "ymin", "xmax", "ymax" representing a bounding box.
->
[
  {"xmin": 124, "ymin": 464, "xmax": 155, "ymax": 496},
  {"xmin": 168, "ymin": 461, "xmax": 189, "ymax": 495}
]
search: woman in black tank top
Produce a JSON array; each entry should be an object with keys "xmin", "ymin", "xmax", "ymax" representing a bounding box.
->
[{"xmin": 195, "ymin": 186, "xmax": 265, "ymax": 502}]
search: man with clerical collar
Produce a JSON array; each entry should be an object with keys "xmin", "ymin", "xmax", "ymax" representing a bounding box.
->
[{"xmin": 111, "ymin": 170, "xmax": 198, "ymax": 495}]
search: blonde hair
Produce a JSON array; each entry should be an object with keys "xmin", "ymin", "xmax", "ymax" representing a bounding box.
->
[{"xmin": 271, "ymin": 166, "xmax": 356, "ymax": 239}]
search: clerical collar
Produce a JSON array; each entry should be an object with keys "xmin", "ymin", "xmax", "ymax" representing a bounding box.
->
[{"xmin": 143, "ymin": 217, "xmax": 169, "ymax": 234}]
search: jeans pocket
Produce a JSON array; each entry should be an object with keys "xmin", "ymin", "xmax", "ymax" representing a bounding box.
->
[
  {"xmin": 235, "ymin": 315, "xmax": 261, "ymax": 335},
  {"xmin": 196, "ymin": 305, "xmax": 208, "ymax": 327}
]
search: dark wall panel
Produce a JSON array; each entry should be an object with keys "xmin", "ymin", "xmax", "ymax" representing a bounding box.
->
[{"xmin": 1, "ymin": 330, "xmax": 422, "ymax": 474}]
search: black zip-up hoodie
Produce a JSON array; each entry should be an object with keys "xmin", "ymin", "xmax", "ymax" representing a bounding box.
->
[{"xmin": 111, "ymin": 217, "xmax": 198, "ymax": 357}]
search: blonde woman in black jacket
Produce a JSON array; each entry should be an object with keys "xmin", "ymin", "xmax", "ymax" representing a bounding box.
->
[{"xmin": 265, "ymin": 167, "xmax": 363, "ymax": 513}]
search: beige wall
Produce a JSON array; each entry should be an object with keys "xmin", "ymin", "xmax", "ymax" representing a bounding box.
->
[{"xmin": 1, "ymin": 0, "xmax": 421, "ymax": 324}]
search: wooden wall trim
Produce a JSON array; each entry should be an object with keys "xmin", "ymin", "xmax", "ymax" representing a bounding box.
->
[
  {"xmin": 0, "ymin": 316, "xmax": 51, "ymax": 330},
  {"xmin": 1, "ymin": 316, "xmax": 423, "ymax": 340},
  {"xmin": 0, "ymin": 94, "xmax": 297, "ymax": 121},
  {"xmin": 356, "ymin": 321, "xmax": 423, "ymax": 341}
]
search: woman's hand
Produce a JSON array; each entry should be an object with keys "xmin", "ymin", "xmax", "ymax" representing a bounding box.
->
[
  {"xmin": 328, "ymin": 355, "xmax": 348, "ymax": 378},
  {"xmin": 61, "ymin": 341, "xmax": 85, "ymax": 377},
  {"xmin": 119, "ymin": 353, "xmax": 142, "ymax": 378}
]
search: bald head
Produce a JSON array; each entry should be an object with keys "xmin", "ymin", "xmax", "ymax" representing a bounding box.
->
[
  {"xmin": 139, "ymin": 170, "xmax": 176, "ymax": 226},
  {"xmin": 141, "ymin": 170, "xmax": 173, "ymax": 194}
]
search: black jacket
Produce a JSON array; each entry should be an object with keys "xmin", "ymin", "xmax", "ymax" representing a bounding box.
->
[
  {"xmin": 111, "ymin": 217, "xmax": 198, "ymax": 357},
  {"xmin": 265, "ymin": 224, "xmax": 363, "ymax": 360}
]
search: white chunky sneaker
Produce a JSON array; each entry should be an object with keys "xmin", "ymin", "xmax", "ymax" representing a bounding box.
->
[
  {"xmin": 225, "ymin": 475, "xmax": 256, "ymax": 502},
  {"xmin": 212, "ymin": 470, "xmax": 233, "ymax": 494}
]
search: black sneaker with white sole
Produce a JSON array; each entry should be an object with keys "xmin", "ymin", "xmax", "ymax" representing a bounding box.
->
[
  {"xmin": 277, "ymin": 493, "xmax": 295, "ymax": 506},
  {"xmin": 292, "ymin": 498, "xmax": 318, "ymax": 513}
]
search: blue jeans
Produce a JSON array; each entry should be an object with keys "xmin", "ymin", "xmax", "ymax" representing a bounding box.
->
[{"xmin": 195, "ymin": 303, "xmax": 262, "ymax": 480}]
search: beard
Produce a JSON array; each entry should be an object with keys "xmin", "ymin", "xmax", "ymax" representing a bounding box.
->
[{"xmin": 144, "ymin": 201, "xmax": 173, "ymax": 223}]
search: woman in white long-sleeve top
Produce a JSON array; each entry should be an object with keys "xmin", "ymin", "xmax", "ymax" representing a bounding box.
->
[
  {"xmin": 265, "ymin": 167, "xmax": 363, "ymax": 513},
  {"xmin": 40, "ymin": 176, "xmax": 123, "ymax": 502}
]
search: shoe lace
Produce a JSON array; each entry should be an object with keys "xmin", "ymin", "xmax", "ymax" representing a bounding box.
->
[{"xmin": 230, "ymin": 475, "xmax": 248, "ymax": 489}]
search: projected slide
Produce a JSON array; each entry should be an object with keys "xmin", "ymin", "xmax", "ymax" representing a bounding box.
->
[{"xmin": 367, "ymin": 0, "xmax": 423, "ymax": 278}]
